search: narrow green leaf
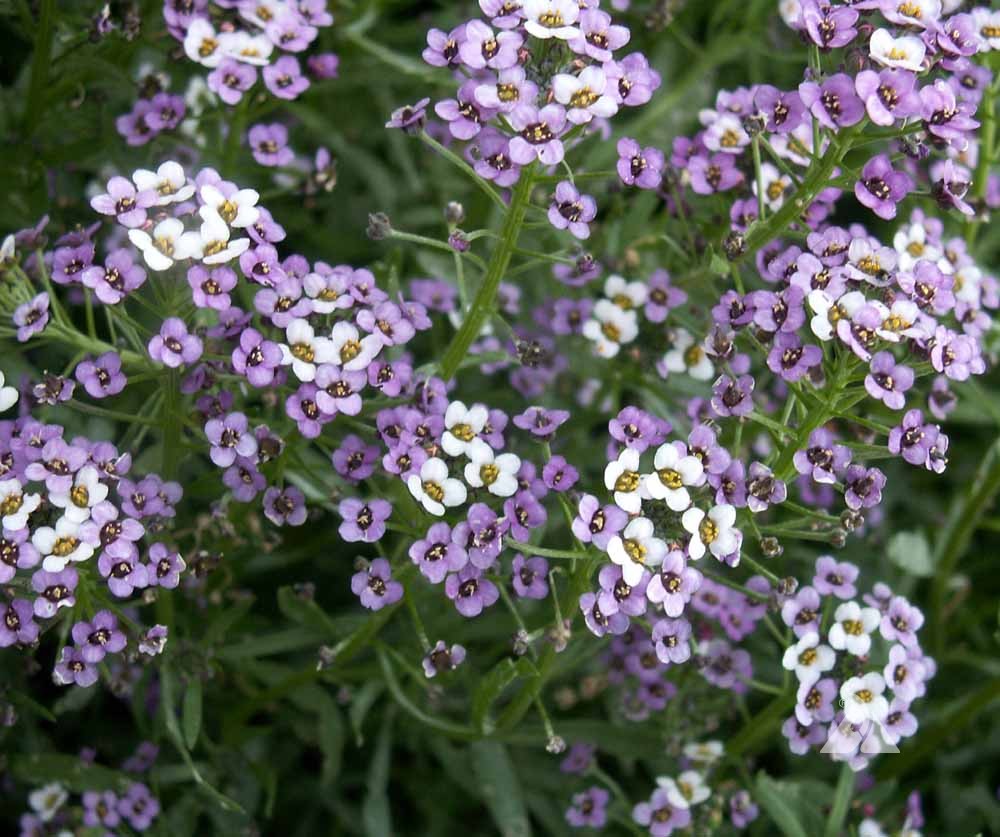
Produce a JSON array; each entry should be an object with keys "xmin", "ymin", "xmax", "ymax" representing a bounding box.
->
[
  {"xmin": 470, "ymin": 741, "xmax": 533, "ymax": 837},
  {"xmin": 754, "ymin": 772, "xmax": 809, "ymax": 837},
  {"xmin": 362, "ymin": 709, "xmax": 394, "ymax": 837},
  {"xmin": 471, "ymin": 658, "xmax": 520, "ymax": 734},
  {"xmin": 276, "ymin": 585, "xmax": 341, "ymax": 636},
  {"xmin": 11, "ymin": 754, "xmax": 131, "ymax": 793},
  {"xmin": 182, "ymin": 679, "xmax": 203, "ymax": 751},
  {"xmin": 824, "ymin": 762, "xmax": 856, "ymax": 837},
  {"xmin": 349, "ymin": 680, "xmax": 385, "ymax": 747},
  {"xmin": 319, "ymin": 700, "xmax": 345, "ymax": 788}
]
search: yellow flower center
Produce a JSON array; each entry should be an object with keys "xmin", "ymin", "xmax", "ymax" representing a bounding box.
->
[{"xmin": 614, "ymin": 470, "xmax": 640, "ymax": 493}]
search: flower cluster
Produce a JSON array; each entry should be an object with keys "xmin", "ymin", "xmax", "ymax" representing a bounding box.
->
[
  {"xmin": 169, "ymin": 0, "xmax": 338, "ymax": 104},
  {"xmin": 780, "ymin": 556, "xmax": 933, "ymax": 771}
]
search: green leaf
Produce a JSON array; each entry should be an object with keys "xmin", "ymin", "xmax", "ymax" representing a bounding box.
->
[
  {"xmin": 276, "ymin": 585, "xmax": 341, "ymax": 637},
  {"xmin": 754, "ymin": 773, "xmax": 810, "ymax": 837},
  {"xmin": 887, "ymin": 530, "xmax": 934, "ymax": 577},
  {"xmin": 318, "ymin": 700, "xmax": 345, "ymax": 788},
  {"xmin": 472, "ymin": 658, "xmax": 527, "ymax": 734},
  {"xmin": 11, "ymin": 754, "xmax": 132, "ymax": 793},
  {"xmin": 470, "ymin": 741, "xmax": 533, "ymax": 837},
  {"xmin": 362, "ymin": 710, "xmax": 394, "ymax": 837},
  {"xmin": 182, "ymin": 679, "xmax": 203, "ymax": 751},
  {"xmin": 349, "ymin": 680, "xmax": 385, "ymax": 747},
  {"xmin": 824, "ymin": 762, "xmax": 856, "ymax": 837}
]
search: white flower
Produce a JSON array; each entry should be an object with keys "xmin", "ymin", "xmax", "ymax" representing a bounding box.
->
[
  {"xmin": 128, "ymin": 218, "xmax": 203, "ymax": 271},
  {"xmin": 0, "ymin": 478, "xmax": 42, "ymax": 530},
  {"xmin": 682, "ymin": 740, "xmax": 724, "ymax": 765},
  {"xmin": 841, "ymin": 672, "xmax": 889, "ymax": 724},
  {"xmin": 279, "ymin": 318, "xmax": 337, "ymax": 382},
  {"xmin": 807, "ymin": 289, "xmax": 865, "ymax": 341},
  {"xmin": 681, "ymin": 504, "xmax": 739, "ymax": 561},
  {"xmin": 522, "ymin": 0, "xmax": 580, "ymax": 40},
  {"xmin": 754, "ymin": 162, "xmax": 792, "ymax": 211},
  {"xmin": 781, "ymin": 631, "xmax": 836, "ymax": 685},
  {"xmin": 858, "ymin": 819, "xmax": 889, "ymax": 837},
  {"xmin": 0, "ymin": 371, "xmax": 18, "ymax": 412},
  {"xmin": 972, "ymin": 7, "xmax": 1000, "ymax": 51},
  {"xmin": 778, "ymin": 0, "xmax": 802, "ymax": 28},
  {"xmin": 893, "ymin": 221, "xmax": 942, "ymax": 272},
  {"xmin": 603, "ymin": 274, "xmax": 648, "ymax": 310},
  {"xmin": 184, "ymin": 17, "xmax": 225, "ymax": 67},
  {"xmin": 657, "ymin": 771, "xmax": 711, "ymax": 809},
  {"xmin": 442, "ymin": 401, "xmax": 492, "ymax": 459},
  {"xmin": 582, "ymin": 299, "xmax": 638, "ymax": 358},
  {"xmin": 329, "ymin": 321, "xmax": 382, "ymax": 371},
  {"xmin": 32, "ymin": 516, "xmax": 94, "ymax": 573},
  {"xmin": 220, "ymin": 29, "xmax": 275, "ymax": 65},
  {"xmin": 551, "ymin": 66, "xmax": 618, "ymax": 124},
  {"xmin": 869, "ymin": 28, "xmax": 926, "ymax": 72},
  {"xmin": 607, "ymin": 516, "xmax": 667, "ymax": 585},
  {"xmin": 829, "ymin": 601, "xmax": 881, "ymax": 656},
  {"xmin": 702, "ymin": 113, "xmax": 749, "ymax": 154},
  {"xmin": 464, "ymin": 448, "xmax": 521, "ymax": 497},
  {"xmin": 0, "ymin": 234, "xmax": 14, "ymax": 263},
  {"xmin": 197, "ymin": 207, "xmax": 251, "ymax": 265},
  {"xmin": 604, "ymin": 447, "xmax": 643, "ymax": 514},
  {"xmin": 876, "ymin": 299, "xmax": 923, "ymax": 342},
  {"xmin": 769, "ymin": 122, "xmax": 824, "ymax": 167},
  {"xmin": 133, "ymin": 161, "xmax": 195, "ymax": 205},
  {"xmin": 662, "ymin": 329, "xmax": 714, "ymax": 380},
  {"xmin": 643, "ymin": 442, "xmax": 704, "ymax": 512},
  {"xmin": 886, "ymin": 0, "xmax": 940, "ymax": 30},
  {"xmin": 407, "ymin": 457, "xmax": 467, "ymax": 516},
  {"xmin": 48, "ymin": 466, "xmax": 109, "ymax": 524},
  {"xmin": 199, "ymin": 183, "xmax": 260, "ymax": 228},
  {"xmin": 29, "ymin": 783, "xmax": 67, "ymax": 823}
]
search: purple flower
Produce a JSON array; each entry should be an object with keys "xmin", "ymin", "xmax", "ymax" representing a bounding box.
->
[
  {"xmin": 422, "ymin": 640, "xmax": 466, "ymax": 678},
  {"xmin": 83, "ymin": 790, "xmax": 121, "ymax": 828},
  {"xmin": 146, "ymin": 542, "xmax": 185, "ymax": 589},
  {"xmin": 781, "ymin": 716, "xmax": 827, "ymax": 755},
  {"xmin": 880, "ymin": 595, "xmax": 924, "ymax": 647},
  {"xmin": 81, "ymin": 248, "xmax": 147, "ymax": 304},
  {"xmin": 263, "ymin": 485, "xmax": 307, "ymax": 526},
  {"xmin": 767, "ymin": 333, "xmax": 822, "ymax": 382},
  {"xmin": 754, "ymin": 84, "xmax": 806, "ymax": 133},
  {"xmin": 509, "ymin": 103, "xmax": 567, "ymax": 165},
  {"xmin": 730, "ymin": 790, "xmax": 759, "ymax": 829},
  {"xmin": 98, "ymin": 540, "xmax": 149, "ymax": 597},
  {"xmin": 888, "ymin": 409, "xmax": 939, "ymax": 467},
  {"xmin": 452, "ymin": 503, "xmax": 507, "ymax": 569},
  {"xmin": 0, "ymin": 599, "xmax": 39, "ymax": 646},
  {"xmin": 205, "ymin": 412, "xmax": 257, "ymax": 468},
  {"xmin": 285, "ymin": 385, "xmax": 328, "ymax": 439},
  {"xmin": 435, "ymin": 80, "xmax": 494, "ymax": 140},
  {"xmin": 351, "ymin": 558, "xmax": 403, "ymax": 610},
  {"xmin": 711, "ymin": 374, "xmax": 754, "ymax": 418},
  {"xmin": 314, "ymin": 366, "xmax": 366, "ymax": 416},
  {"xmin": 547, "ymin": 181, "xmax": 597, "ymax": 240},
  {"xmin": 579, "ymin": 591, "xmax": 629, "ymax": 637},
  {"xmin": 609, "ymin": 406, "xmax": 669, "ymax": 452},
  {"xmin": 813, "ymin": 555, "xmax": 858, "ymax": 599},
  {"xmin": 931, "ymin": 158, "xmax": 975, "ymax": 216},
  {"xmin": 616, "ymin": 137, "xmax": 663, "ymax": 189},
  {"xmin": 0, "ymin": 529, "xmax": 39, "ymax": 583},
  {"xmin": 223, "ymin": 457, "xmax": 266, "ymax": 502},
  {"xmin": 118, "ymin": 782, "xmax": 160, "ymax": 830},
  {"xmin": 795, "ymin": 676, "xmax": 837, "ymax": 726},
  {"xmin": 646, "ymin": 550, "xmax": 702, "ymax": 617},
  {"xmin": 855, "ymin": 154, "xmax": 913, "ymax": 220},
  {"xmin": 512, "ymin": 554, "xmax": 549, "ymax": 599},
  {"xmin": 597, "ymin": 563, "xmax": 648, "ymax": 617},
  {"xmin": 854, "ymin": 68, "xmax": 920, "ymax": 126},
  {"xmin": 356, "ymin": 301, "xmax": 416, "ymax": 348},
  {"xmin": 604, "ymin": 52, "xmax": 661, "ymax": 107},
  {"xmin": 208, "ymin": 59, "xmax": 258, "ymax": 105},
  {"xmin": 781, "ymin": 585, "xmax": 822, "ymax": 638},
  {"xmin": 248, "ymin": 123, "xmax": 294, "ymax": 167},
  {"xmin": 651, "ymin": 617, "xmax": 692, "ymax": 665},
  {"xmin": 13, "ymin": 293, "xmax": 49, "ymax": 342},
  {"xmin": 799, "ymin": 73, "xmax": 864, "ymax": 129},
  {"xmin": 410, "ymin": 522, "xmax": 467, "ymax": 584},
  {"xmin": 71, "ymin": 609, "xmax": 126, "ymax": 662},
  {"xmin": 188, "ymin": 265, "xmax": 238, "ymax": 310},
  {"xmin": 338, "ymin": 497, "xmax": 391, "ymax": 543},
  {"xmin": 931, "ymin": 325, "xmax": 984, "ymax": 381},
  {"xmin": 644, "ymin": 270, "xmax": 686, "ymax": 323},
  {"xmin": 801, "ymin": 0, "xmax": 858, "ymax": 48},
  {"xmin": 571, "ymin": 494, "xmax": 628, "ymax": 550},
  {"xmin": 632, "ymin": 788, "xmax": 692, "ymax": 836},
  {"xmin": 422, "ymin": 24, "xmax": 465, "ymax": 68},
  {"xmin": 513, "ymin": 406, "xmax": 570, "ymax": 438},
  {"xmin": 143, "ymin": 92, "xmax": 185, "ymax": 133},
  {"xmin": 746, "ymin": 462, "xmax": 786, "ymax": 513},
  {"xmin": 263, "ymin": 56, "xmax": 309, "ymax": 100},
  {"xmin": 542, "ymin": 456, "xmax": 578, "ymax": 492},
  {"xmin": 73, "ymin": 352, "xmax": 126, "ymax": 399},
  {"xmin": 688, "ymin": 152, "xmax": 744, "ymax": 194},
  {"xmin": 793, "ymin": 428, "xmax": 851, "ymax": 483},
  {"xmin": 90, "ymin": 176, "xmax": 155, "ymax": 227},
  {"xmin": 54, "ymin": 645, "xmax": 99, "ymax": 687},
  {"xmin": 232, "ymin": 327, "xmax": 283, "ymax": 388},
  {"xmin": 864, "ymin": 351, "xmax": 914, "ymax": 409},
  {"xmin": 571, "ymin": 8, "xmax": 629, "ymax": 61},
  {"xmin": 332, "ymin": 434, "xmax": 379, "ymax": 481},
  {"xmin": 445, "ymin": 565, "xmax": 499, "ymax": 617},
  {"xmin": 566, "ymin": 786, "xmax": 610, "ymax": 828},
  {"xmin": 920, "ymin": 79, "xmax": 979, "ymax": 142},
  {"xmin": 148, "ymin": 318, "xmax": 202, "ymax": 368},
  {"xmin": 459, "ymin": 19, "xmax": 522, "ymax": 69},
  {"xmin": 386, "ymin": 97, "xmax": 430, "ymax": 133},
  {"xmin": 843, "ymin": 464, "xmax": 886, "ymax": 511}
]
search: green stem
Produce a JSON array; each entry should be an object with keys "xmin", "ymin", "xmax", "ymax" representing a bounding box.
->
[
  {"xmin": 507, "ymin": 538, "xmax": 586, "ymax": 560},
  {"xmin": 439, "ymin": 164, "xmax": 536, "ymax": 379},
  {"xmin": 22, "ymin": 0, "xmax": 55, "ymax": 133}
]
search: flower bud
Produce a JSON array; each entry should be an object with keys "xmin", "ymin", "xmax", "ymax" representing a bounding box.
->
[
  {"xmin": 742, "ymin": 113, "xmax": 766, "ymax": 138},
  {"xmin": 840, "ymin": 509, "xmax": 863, "ymax": 532},
  {"xmin": 366, "ymin": 212, "xmax": 392, "ymax": 241},
  {"xmin": 829, "ymin": 528, "xmax": 848, "ymax": 549},
  {"xmin": 724, "ymin": 230, "xmax": 747, "ymax": 261},
  {"xmin": 546, "ymin": 735, "xmax": 567, "ymax": 754},
  {"xmin": 444, "ymin": 201, "xmax": 465, "ymax": 225},
  {"xmin": 760, "ymin": 536, "xmax": 783, "ymax": 558},
  {"xmin": 777, "ymin": 576, "xmax": 798, "ymax": 597}
]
